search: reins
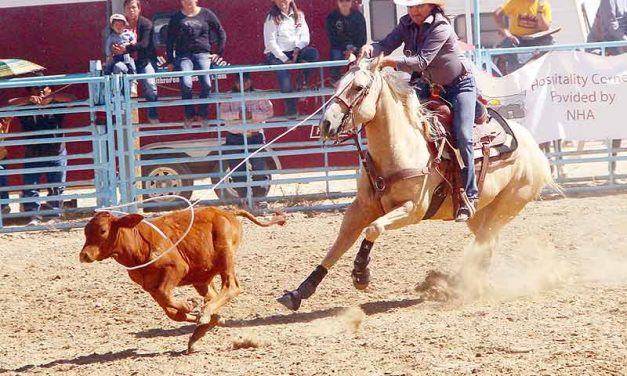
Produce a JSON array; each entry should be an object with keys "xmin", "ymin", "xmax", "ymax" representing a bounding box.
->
[{"xmin": 332, "ymin": 68, "xmax": 437, "ymax": 215}]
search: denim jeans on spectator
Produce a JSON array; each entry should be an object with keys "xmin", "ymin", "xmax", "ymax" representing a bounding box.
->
[
  {"xmin": 175, "ymin": 53, "xmax": 212, "ymax": 120},
  {"xmin": 264, "ymin": 47, "xmax": 320, "ymax": 116},
  {"xmin": 0, "ymin": 166, "xmax": 8, "ymax": 210},
  {"xmin": 225, "ymin": 132, "xmax": 269, "ymax": 198},
  {"xmin": 441, "ymin": 76, "xmax": 479, "ymax": 200},
  {"xmin": 137, "ymin": 60, "xmax": 159, "ymax": 120},
  {"xmin": 330, "ymin": 48, "xmax": 345, "ymax": 82},
  {"xmin": 22, "ymin": 149, "xmax": 67, "ymax": 218}
]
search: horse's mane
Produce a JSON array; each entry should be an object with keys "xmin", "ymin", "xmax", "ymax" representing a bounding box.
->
[{"xmin": 379, "ymin": 68, "xmax": 431, "ymax": 136}]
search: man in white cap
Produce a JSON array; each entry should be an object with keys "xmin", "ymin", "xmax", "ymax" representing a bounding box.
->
[
  {"xmin": 105, "ymin": 13, "xmax": 137, "ymax": 74},
  {"xmin": 361, "ymin": 0, "xmax": 480, "ymax": 222}
]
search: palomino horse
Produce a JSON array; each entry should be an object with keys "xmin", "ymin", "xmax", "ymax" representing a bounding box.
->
[{"xmin": 278, "ymin": 57, "xmax": 555, "ymax": 311}]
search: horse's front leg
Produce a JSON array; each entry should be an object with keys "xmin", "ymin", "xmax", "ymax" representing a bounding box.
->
[
  {"xmin": 278, "ymin": 199, "xmax": 378, "ymax": 311},
  {"xmin": 348, "ymin": 200, "xmax": 418, "ymax": 289},
  {"xmin": 363, "ymin": 200, "xmax": 417, "ymax": 242}
]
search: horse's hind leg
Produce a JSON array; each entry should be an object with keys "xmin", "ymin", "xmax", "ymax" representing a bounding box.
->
[
  {"xmin": 460, "ymin": 186, "xmax": 530, "ymax": 297},
  {"xmin": 278, "ymin": 199, "xmax": 378, "ymax": 311}
]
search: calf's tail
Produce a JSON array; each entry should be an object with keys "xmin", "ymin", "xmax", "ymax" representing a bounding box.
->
[{"xmin": 234, "ymin": 210, "xmax": 286, "ymax": 227}]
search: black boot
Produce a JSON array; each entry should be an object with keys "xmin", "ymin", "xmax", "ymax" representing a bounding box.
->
[{"xmin": 277, "ymin": 265, "xmax": 328, "ymax": 311}]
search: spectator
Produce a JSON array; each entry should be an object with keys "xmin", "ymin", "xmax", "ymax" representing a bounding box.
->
[
  {"xmin": 587, "ymin": 0, "xmax": 627, "ymax": 171},
  {"xmin": 166, "ymin": 0, "xmax": 226, "ymax": 128},
  {"xmin": 105, "ymin": 14, "xmax": 137, "ymax": 75},
  {"xmin": 263, "ymin": 0, "xmax": 320, "ymax": 118},
  {"xmin": 0, "ymin": 117, "xmax": 10, "ymax": 214},
  {"xmin": 111, "ymin": 0, "xmax": 160, "ymax": 124},
  {"xmin": 494, "ymin": 0, "xmax": 554, "ymax": 72},
  {"xmin": 325, "ymin": 0, "xmax": 367, "ymax": 84},
  {"xmin": 587, "ymin": 0, "xmax": 627, "ymax": 55},
  {"xmin": 220, "ymin": 73, "xmax": 273, "ymax": 202},
  {"xmin": 8, "ymin": 85, "xmax": 75, "ymax": 225}
]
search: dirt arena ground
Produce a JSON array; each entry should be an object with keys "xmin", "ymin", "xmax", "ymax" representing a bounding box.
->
[{"xmin": 1, "ymin": 194, "xmax": 626, "ymax": 375}]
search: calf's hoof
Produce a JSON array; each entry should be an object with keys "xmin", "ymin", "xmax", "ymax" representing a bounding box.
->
[
  {"xmin": 277, "ymin": 290, "xmax": 302, "ymax": 311},
  {"xmin": 187, "ymin": 323, "xmax": 214, "ymax": 354},
  {"xmin": 197, "ymin": 313, "xmax": 222, "ymax": 326},
  {"xmin": 351, "ymin": 267, "xmax": 371, "ymax": 290}
]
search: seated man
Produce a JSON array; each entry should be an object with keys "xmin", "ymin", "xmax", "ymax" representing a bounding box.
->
[
  {"xmin": 494, "ymin": 0, "xmax": 554, "ymax": 73},
  {"xmin": 219, "ymin": 73, "xmax": 273, "ymax": 204}
]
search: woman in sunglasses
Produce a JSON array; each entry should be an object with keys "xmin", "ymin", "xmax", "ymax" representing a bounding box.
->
[{"xmin": 325, "ymin": 0, "xmax": 367, "ymax": 85}]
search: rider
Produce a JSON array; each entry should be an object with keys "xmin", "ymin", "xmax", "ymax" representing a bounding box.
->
[{"xmin": 360, "ymin": 0, "xmax": 478, "ymax": 221}]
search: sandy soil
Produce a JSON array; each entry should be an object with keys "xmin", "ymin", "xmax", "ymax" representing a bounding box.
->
[{"xmin": 1, "ymin": 194, "xmax": 627, "ymax": 375}]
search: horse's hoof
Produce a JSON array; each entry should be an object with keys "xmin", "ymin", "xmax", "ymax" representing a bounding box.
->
[
  {"xmin": 277, "ymin": 290, "xmax": 302, "ymax": 311},
  {"xmin": 351, "ymin": 267, "xmax": 371, "ymax": 290}
]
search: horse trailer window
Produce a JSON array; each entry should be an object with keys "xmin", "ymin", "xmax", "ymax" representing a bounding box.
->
[{"xmin": 369, "ymin": 0, "xmax": 397, "ymax": 42}]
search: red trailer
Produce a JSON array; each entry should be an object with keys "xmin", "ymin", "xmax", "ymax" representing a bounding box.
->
[{"xmin": 0, "ymin": 0, "xmax": 366, "ymax": 188}]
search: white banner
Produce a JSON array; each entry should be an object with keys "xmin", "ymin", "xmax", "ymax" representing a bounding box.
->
[{"xmin": 475, "ymin": 51, "xmax": 627, "ymax": 143}]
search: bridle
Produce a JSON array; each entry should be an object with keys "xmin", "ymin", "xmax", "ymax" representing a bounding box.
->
[
  {"xmin": 331, "ymin": 69, "xmax": 379, "ymax": 137},
  {"xmin": 326, "ymin": 66, "xmax": 435, "ymax": 215}
]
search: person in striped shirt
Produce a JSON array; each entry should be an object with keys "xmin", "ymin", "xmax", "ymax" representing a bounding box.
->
[{"xmin": 220, "ymin": 73, "xmax": 273, "ymax": 201}]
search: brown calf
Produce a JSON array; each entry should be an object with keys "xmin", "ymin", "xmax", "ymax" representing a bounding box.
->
[{"xmin": 79, "ymin": 207, "xmax": 285, "ymax": 352}]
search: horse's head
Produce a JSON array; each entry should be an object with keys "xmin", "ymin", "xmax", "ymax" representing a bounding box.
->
[{"xmin": 320, "ymin": 56, "xmax": 384, "ymax": 140}]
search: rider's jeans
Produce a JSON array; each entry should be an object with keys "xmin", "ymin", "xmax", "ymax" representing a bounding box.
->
[{"xmin": 441, "ymin": 76, "xmax": 479, "ymax": 200}]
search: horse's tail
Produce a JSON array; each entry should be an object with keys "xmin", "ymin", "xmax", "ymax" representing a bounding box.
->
[
  {"xmin": 532, "ymin": 139, "xmax": 566, "ymax": 199},
  {"xmin": 234, "ymin": 209, "xmax": 286, "ymax": 227},
  {"xmin": 509, "ymin": 121, "xmax": 565, "ymax": 199}
]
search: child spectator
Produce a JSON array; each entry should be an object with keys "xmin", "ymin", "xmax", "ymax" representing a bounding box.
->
[
  {"xmin": 110, "ymin": 0, "xmax": 160, "ymax": 123},
  {"xmin": 220, "ymin": 73, "xmax": 273, "ymax": 202},
  {"xmin": 105, "ymin": 14, "xmax": 136, "ymax": 74},
  {"xmin": 263, "ymin": 0, "xmax": 319, "ymax": 118},
  {"xmin": 325, "ymin": 0, "xmax": 367, "ymax": 84}
]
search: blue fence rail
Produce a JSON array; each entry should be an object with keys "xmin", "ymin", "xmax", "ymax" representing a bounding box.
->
[{"xmin": 0, "ymin": 56, "xmax": 625, "ymax": 233}]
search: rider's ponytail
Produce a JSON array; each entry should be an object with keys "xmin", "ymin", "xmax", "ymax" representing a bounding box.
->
[{"xmin": 432, "ymin": 6, "xmax": 445, "ymax": 16}]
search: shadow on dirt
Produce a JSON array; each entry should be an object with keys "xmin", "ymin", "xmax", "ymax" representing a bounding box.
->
[
  {"xmin": 2, "ymin": 348, "xmax": 187, "ymax": 373},
  {"xmin": 133, "ymin": 297, "xmax": 425, "ymax": 339}
]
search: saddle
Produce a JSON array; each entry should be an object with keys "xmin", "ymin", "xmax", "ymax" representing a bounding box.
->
[
  {"xmin": 420, "ymin": 97, "xmax": 519, "ymax": 220},
  {"xmin": 423, "ymin": 97, "xmax": 518, "ymax": 161}
]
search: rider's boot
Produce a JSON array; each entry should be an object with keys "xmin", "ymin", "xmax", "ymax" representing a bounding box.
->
[{"xmin": 455, "ymin": 194, "xmax": 478, "ymax": 222}]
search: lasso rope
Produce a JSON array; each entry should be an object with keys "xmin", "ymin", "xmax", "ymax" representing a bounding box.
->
[{"xmin": 96, "ymin": 85, "xmax": 350, "ymax": 271}]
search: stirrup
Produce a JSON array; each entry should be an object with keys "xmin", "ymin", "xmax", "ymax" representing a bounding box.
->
[{"xmin": 455, "ymin": 193, "xmax": 477, "ymax": 222}]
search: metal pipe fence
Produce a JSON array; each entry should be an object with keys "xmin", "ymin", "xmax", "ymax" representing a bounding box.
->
[{"xmin": 0, "ymin": 57, "xmax": 625, "ymax": 233}]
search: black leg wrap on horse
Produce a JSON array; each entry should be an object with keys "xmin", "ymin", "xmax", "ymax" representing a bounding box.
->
[
  {"xmin": 298, "ymin": 265, "xmax": 328, "ymax": 299},
  {"xmin": 352, "ymin": 240, "xmax": 374, "ymax": 290},
  {"xmin": 278, "ymin": 265, "xmax": 328, "ymax": 311}
]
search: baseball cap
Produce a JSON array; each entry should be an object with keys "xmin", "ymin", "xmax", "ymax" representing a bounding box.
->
[{"xmin": 110, "ymin": 13, "xmax": 129, "ymax": 26}]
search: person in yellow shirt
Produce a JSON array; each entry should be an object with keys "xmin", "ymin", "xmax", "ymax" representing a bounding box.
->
[
  {"xmin": 494, "ymin": 0, "xmax": 554, "ymax": 73},
  {"xmin": 496, "ymin": 0, "xmax": 552, "ymax": 40}
]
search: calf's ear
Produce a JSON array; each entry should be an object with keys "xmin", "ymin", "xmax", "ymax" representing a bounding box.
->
[{"xmin": 116, "ymin": 213, "xmax": 145, "ymax": 228}]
